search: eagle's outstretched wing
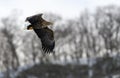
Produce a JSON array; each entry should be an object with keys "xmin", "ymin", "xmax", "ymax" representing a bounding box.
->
[{"xmin": 33, "ymin": 27, "xmax": 55, "ymax": 53}]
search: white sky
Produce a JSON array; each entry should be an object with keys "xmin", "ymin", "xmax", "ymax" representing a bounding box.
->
[{"xmin": 0, "ymin": 0, "xmax": 120, "ymax": 19}]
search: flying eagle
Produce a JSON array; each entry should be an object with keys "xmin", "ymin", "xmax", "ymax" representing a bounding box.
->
[{"xmin": 25, "ymin": 14, "xmax": 55, "ymax": 53}]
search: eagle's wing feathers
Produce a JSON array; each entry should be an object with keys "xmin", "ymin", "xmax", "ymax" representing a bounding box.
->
[{"xmin": 34, "ymin": 27, "xmax": 55, "ymax": 53}]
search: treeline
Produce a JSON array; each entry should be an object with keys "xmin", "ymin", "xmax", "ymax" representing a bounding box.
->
[{"xmin": 0, "ymin": 5, "xmax": 120, "ymax": 72}]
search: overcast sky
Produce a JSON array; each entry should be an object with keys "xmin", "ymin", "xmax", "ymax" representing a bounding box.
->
[{"xmin": 0, "ymin": 0, "xmax": 120, "ymax": 19}]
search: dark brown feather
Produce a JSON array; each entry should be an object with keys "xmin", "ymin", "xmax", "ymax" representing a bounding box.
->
[{"xmin": 33, "ymin": 27, "xmax": 55, "ymax": 53}]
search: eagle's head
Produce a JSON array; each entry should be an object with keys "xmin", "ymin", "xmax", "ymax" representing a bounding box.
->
[{"xmin": 25, "ymin": 17, "xmax": 30, "ymax": 22}]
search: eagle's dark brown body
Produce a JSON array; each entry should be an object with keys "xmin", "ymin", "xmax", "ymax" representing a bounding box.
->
[{"xmin": 26, "ymin": 14, "xmax": 55, "ymax": 53}]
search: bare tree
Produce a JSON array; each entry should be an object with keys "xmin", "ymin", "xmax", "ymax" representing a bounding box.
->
[{"xmin": 1, "ymin": 14, "xmax": 20, "ymax": 70}]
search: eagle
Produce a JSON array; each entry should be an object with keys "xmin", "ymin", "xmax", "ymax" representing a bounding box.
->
[{"xmin": 25, "ymin": 13, "xmax": 55, "ymax": 53}]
